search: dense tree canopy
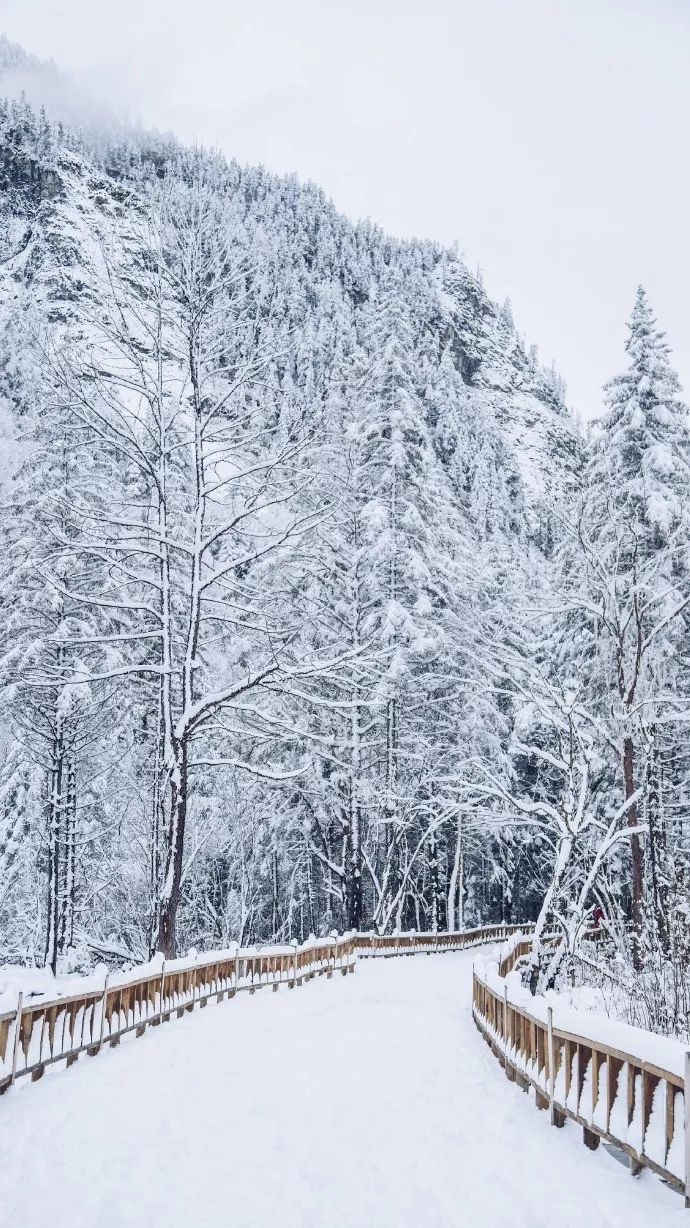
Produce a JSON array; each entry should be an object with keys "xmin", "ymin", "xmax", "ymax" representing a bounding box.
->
[{"xmin": 1, "ymin": 75, "xmax": 688, "ymax": 1042}]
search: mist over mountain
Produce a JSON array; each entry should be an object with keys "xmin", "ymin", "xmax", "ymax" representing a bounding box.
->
[{"xmin": 0, "ymin": 33, "xmax": 137, "ymax": 140}]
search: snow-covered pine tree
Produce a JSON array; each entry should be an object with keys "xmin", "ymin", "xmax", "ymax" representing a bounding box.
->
[{"xmin": 577, "ymin": 287, "xmax": 690, "ymax": 964}]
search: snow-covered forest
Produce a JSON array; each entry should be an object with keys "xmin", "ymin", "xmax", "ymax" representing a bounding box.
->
[{"xmin": 1, "ymin": 37, "xmax": 689, "ymax": 1041}]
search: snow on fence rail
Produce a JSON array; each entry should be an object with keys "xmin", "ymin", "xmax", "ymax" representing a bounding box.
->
[
  {"xmin": 356, "ymin": 924, "xmax": 524, "ymax": 957},
  {"xmin": 0, "ymin": 923, "xmax": 524, "ymax": 1099},
  {"xmin": 473, "ymin": 935, "xmax": 690, "ymax": 1203},
  {"xmin": 0, "ymin": 933, "xmax": 357, "ymax": 1094}
]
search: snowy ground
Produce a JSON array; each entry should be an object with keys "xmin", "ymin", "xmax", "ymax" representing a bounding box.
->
[{"xmin": 0, "ymin": 950, "xmax": 684, "ymax": 1227}]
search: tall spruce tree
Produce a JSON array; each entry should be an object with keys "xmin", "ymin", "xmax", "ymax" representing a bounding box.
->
[{"xmin": 580, "ymin": 287, "xmax": 690, "ymax": 962}]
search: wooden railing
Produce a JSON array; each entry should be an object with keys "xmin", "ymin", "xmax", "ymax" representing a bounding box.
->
[
  {"xmin": 0, "ymin": 923, "xmax": 518, "ymax": 1098},
  {"xmin": 473, "ymin": 936, "xmax": 689, "ymax": 1200},
  {"xmin": 0, "ymin": 933, "xmax": 357, "ymax": 1095},
  {"xmin": 357, "ymin": 924, "xmax": 527, "ymax": 958},
  {"xmin": 498, "ymin": 935, "xmax": 537, "ymax": 976},
  {"xmin": 8, "ymin": 918, "xmax": 686, "ymax": 1204}
]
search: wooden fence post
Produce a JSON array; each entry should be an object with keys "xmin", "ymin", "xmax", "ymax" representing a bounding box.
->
[
  {"xmin": 97, "ymin": 973, "xmax": 111, "ymax": 1051},
  {"xmin": 503, "ymin": 983, "xmax": 517, "ymax": 1084},
  {"xmin": 159, "ymin": 962, "xmax": 167, "ymax": 1021},
  {"xmin": 684, "ymin": 1049, "xmax": 690, "ymax": 1207},
  {"xmin": 192, "ymin": 953, "xmax": 201, "ymax": 1008},
  {"xmin": 9, "ymin": 992, "xmax": 23, "ymax": 1087},
  {"xmin": 547, "ymin": 1006, "xmax": 564, "ymax": 1127}
]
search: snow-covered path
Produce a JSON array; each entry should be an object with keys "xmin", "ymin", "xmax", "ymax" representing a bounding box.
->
[{"xmin": 0, "ymin": 951, "xmax": 684, "ymax": 1227}]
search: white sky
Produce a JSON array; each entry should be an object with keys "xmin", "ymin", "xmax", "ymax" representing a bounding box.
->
[{"xmin": 1, "ymin": 0, "xmax": 688, "ymax": 420}]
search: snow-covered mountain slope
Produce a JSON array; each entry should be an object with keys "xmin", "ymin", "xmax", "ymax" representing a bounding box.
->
[{"xmin": 0, "ymin": 38, "xmax": 582, "ymax": 547}]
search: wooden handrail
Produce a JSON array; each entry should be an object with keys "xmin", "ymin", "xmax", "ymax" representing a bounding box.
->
[
  {"xmin": 357, "ymin": 924, "xmax": 528, "ymax": 958},
  {"xmin": 0, "ymin": 932, "xmax": 358, "ymax": 1093},
  {"xmin": 0, "ymin": 923, "xmax": 518, "ymax": 1098},
  {"xmin": 6, "ymin": 921, "xmax": 686, "ymax": 1206},
  {"xmin": 473, "ymin": 945, "xmax": 689, "ymax": 1202}
]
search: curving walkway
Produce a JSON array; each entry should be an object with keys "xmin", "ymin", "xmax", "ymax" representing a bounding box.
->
[{"xmin": 0, "ymin": 951, "xmax": 684, "ymax": 1227}]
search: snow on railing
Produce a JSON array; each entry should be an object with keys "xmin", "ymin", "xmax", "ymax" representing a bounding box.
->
[
  {"xmin": 473, "ymin": 936, "xmax": 690, "ymax": 1201},
  {"xmin": 0, "ymin": 932, "xmax": 357, "ymax": 1094},
  {"xmin": 0, "ymin": 923, "xmax": 518, "ymax": 1100},
  {"xmin": 357, "ymin": 924, "xmax": 528, "ymax": 958}
]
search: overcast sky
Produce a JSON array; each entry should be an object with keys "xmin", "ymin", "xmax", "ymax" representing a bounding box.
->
[{"xmin": 1, "ymin": 0, "xmax": 688, "ymax": 420}]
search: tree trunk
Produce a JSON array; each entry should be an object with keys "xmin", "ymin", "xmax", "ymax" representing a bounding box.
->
[
  {"xmin": 646, "ymin": 726, "xmax": 669, "ymax": 955},
  {"xmin": 447, "ymin": 817, "xmax": 463, "ymax": 932},
  {"xmin": 156, "ymin": 742, "xmax": 188, "ymax": 958},
  {"xmin": 528, "ymin": 831, "xmax": 573, "ymax": 994},
  {"xmin": 623, "ymin": 735, "xmax": 644, "ymax": 970},
  {"xmin": 305, "ymin": 835, "xmax": 316, "ymax": 936},
  {"xmin": 271, "ymin": 842, "xmax": 280, "ymax": 939},
  {"xmin": 346, "ymin": 841, "xmax": 363, "ymax": 931},
  {"xmin": 429, "ymin": 830, "xmax": 439, "ymax": 934},
  {"xmin": 346, "ymin": 700, "xmax": 364, "ymax": 931},
  {"xmin": 381, "ymin": 694, "xmax": 399, "ymax": 928},
  {"xmin": 45, "ymin": 706, "xmax": 65, "ymax": 974}
]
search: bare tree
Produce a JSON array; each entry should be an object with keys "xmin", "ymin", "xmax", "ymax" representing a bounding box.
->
[{"xmin": 42, "ymin": 168, "xmax": 339, "ymax": 955}]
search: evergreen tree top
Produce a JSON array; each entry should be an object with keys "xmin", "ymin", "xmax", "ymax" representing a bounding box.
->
[{"xmin": 592, "ymin": 286, "xmax": 690, "ymax": 546}]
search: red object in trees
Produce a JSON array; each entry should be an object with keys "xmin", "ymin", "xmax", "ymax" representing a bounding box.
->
[{"xmin": 592, "ymin": 905, "xmax": 604, "ymax": 927}]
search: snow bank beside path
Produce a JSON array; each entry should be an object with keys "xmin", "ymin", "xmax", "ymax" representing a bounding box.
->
[{"xmin": 0, "ymin": 950, "xmax": 684, "ymax": 1227}]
